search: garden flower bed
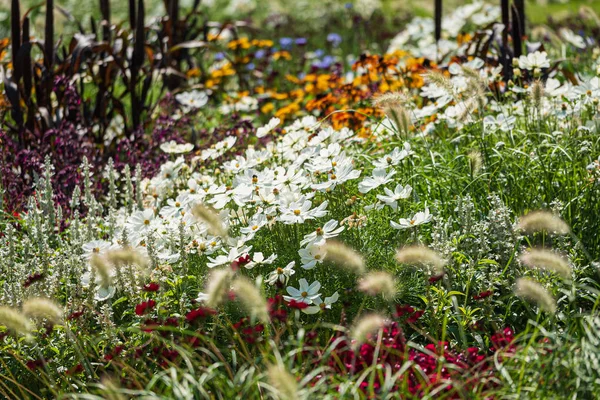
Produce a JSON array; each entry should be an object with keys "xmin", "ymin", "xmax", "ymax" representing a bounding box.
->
[{"xmin": 2, "ymin": 0, "xmax": 600, "ymax": 398}]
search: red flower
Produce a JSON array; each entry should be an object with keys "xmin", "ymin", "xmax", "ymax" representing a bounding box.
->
[
  {"xmin": 394, "ymin": 304, "xmax": 414, "ymax": 318},
  {"xmin": 407, "ymin": 310, "xmax": 424, "ymax": 324},
  {"xmin": 143, "ymin": 282, "xmax": 160, "ymax": 292},
  {"xmin": 67, "ymin": 310, "xmax": 84, "ymax": 320},
  {"xmin": 428, "ymin": 273, "xmax": 444, "ymax": 283},
  {"xmin": 23, "ymin": 272, "xmax": 45, "ymax": 288},
  {"xmin": 185, "ymin": 307, "xmax": 216, "ymax": 322},
  {"xmin": 135, "ymin": 299, "xmax": 156, "ymax": 316},
  {"xmin": 473, "ymin": 290, "xmax": 493, "ymax": 300},
  {"xmin": 231, "ymin": 254, "xmax": 251, "ymax": 270},
  {"xmin": 287, "ymin": 299, "xmax": 309, "ymax": 309},
  {"xmin": 66, "ymin": 363, "xmax": 84, "ymax": 375}
]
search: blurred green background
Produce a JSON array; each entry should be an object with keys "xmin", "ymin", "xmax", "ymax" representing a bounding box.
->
[{"xmin": 0, "ymin": 0, "xmax": 599, "ymax": 42}]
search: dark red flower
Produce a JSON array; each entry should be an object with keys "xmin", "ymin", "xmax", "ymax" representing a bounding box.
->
[
  {"xmin": 407, "ymin": 310, "xmax": 424, "ymax": 324},
  {"xmin": 287, "ymin": 300, "xmax": 309, "ymax": 309},
  {"xmin": 143, "ymin": 282, "xmax": 160, "ymax": 292},
  {"xmin": 23, "ymin": 272, "xmax": 45, "ymax": 288},
  {"xmin": 394, "ymin": 304, "xmax": 414, "ymax": 318},
  {"xmin": 473, "ymin": 290, "xmax": 493, "ymax": 300},
  {"xmin": 67, "ymin": 310, "xmax": 84, "ymax": 320},
  {"xmin": 185, "ymin": 307, "xmax": 217, "ymax": 322},
  {"xmin": 135, "ymin": 299, "xmax": 157, "ymax": 316},
  {"xmin": 428, "ymin": 273, "xmax": 444, "ymax": 283},
  {"xmin": 66, "ymin": 363, "xmax": 84, "ymax": 375}
]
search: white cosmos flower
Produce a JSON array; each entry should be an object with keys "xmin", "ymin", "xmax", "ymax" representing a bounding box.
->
[
  {"xmin": 518, "ymin": 51, "xmax": 550, "ymax": 71},
  {"xmin": 358, "ymin": 168, "xmax": 396, "ymax": 193},
  {"xmin": 373, "ymin": 144, "xmax": 414, "ymax": 168},
  {"xmin": 175, "ymin": 90, "xmax": 209, "ymax": 109},
  {"xmin": 560, "ymin": 28, "xmax": 586, "ymax": 49},
  {"xmin": 266, "ymin": 261, "xmax": 295, "ymax": 285},
  {"xmin": 245, "ymin": 252, "xmax": 277, "ymax": 269},
  {"xmin": 207, "ymin": 245, "xmax": 251, "ymax": 268},
  {"xmin": 82, "ymin": 240, "xmax": 116, "ymax": 259},
  {"xmin": 160, "ymin": 140, "xmax": 195, "ymax": 154},
  {"xmin": 127, "ymin": 209, "xmax": 157, "ymax": 237},
  {"xmin": 299, "ymin": 244, "xmax": 325, "ymax": 269},
  {"xmin": 279, "ymin": 198, "xmax": 328, "ymax": 224},
  {"xmin": 303, "ymin": 291, "xmax": 339, "ymax": 314},
  {"xmin": 376, "ymin": 184, "xmax": 412, "ymax": 210},
  {"xmin": 256, "ymin": 117, "xmax": 281, "ymax": 138},
  {"xmin": 300, "ymin": 220, "xmax": 344, "ymax": 247},
  {"xmin": 390, "ymin": 207, "xmax": 432, "ymax": 229},
  {"xmin": 284, "ymin": 278, "xmax": 321, "ymax": 304}
]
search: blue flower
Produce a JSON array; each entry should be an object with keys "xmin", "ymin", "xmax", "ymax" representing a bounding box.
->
[
  {"xmin": 295, "ymin": 38, "xmax": 308, "ymax": 46},
  {"xmin": 279, "ymin": 37, "xmax": 294, "ymax": 50},
  {"xmin": 327, "ymin": 33, "xmax": 342, "ymax": 47},
  {"xmin": 313, "ymin": 55, "xmax": 335, "ymax": 69},
  {"xmin": 254, "ymin": 49, "xmax": 266, "ymax": 59}
]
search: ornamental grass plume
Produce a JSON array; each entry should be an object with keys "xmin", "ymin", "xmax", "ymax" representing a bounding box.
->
[
  {"xmin": 531, "ymin": 80, "xmax": 544, "ymax": 109},
  {"xmin": 22, "ymin": 298, "xmax": 64, "ymax": 324},
  {"xmin": 105, "ymin": 248, "xmax": 150, "ymax": 269},
  {"xmin": 350, "ymin": 313, "xmax": 387, "ymax": 350},
  {"xmin": 266, "ymin": 363, "xmax": 298, "ymax": 400},
  {"xmin": 90, "ymin": 254, "xmax": 113, "ymax": 288},
  {"xmin": 515, "ymin": 278, "xmax": 557, "ymax": 314},
  {"xmin": 520, "ymin": 249, "xmax": 572, "ymax": 280},
  {"xmin": 358, "ymin": 271, "xmax": 397, "ymax": 299},
  {"xmin": 395, "ymin": 245, "xmax": 446, "ymax": 275},
  {"xmin": 372, "ymin": 92, "xmax": 412, "ymax": 136},
  {"xmin": 424, "ymin": 71, "xmax": 454, "ymax": 95},
  {"xmin": 204, "ymin": 268, "xmax": 233, "ymax": 309},
  {"xmin": 517, "ymin": 210, "xmax": 570, "ymax": 235},
  {"xmin": 192, "ymin": 203, "xmax": 228, "ymax": 238},
  {"xmin": 467, "ymin": 150, "xmax": 483, "ymax": 176},
  {"xmin": 232, "ymin": 277, "xmax": 269, "ymax": 324},
  {"xmin": 320, "ymin": 240, "xmax": 365, "ymax": 275},
  {"xmin": 0, "ymin": 305, "xmax": 34, "ymax": 338}
]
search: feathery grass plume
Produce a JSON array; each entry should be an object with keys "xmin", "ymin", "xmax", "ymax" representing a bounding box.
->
[
  {"xmin": 371, "ymin": 91, "xmax": 407, "ymax": 109},
  {"xmin": 531, "ymin": 80, "xmax": 544, "ymax": 109},
  {"xmin": 105, "ymin": 248, "xmax": 149, "ymax": 269},
  {"xmin": 232, "ymin": 277, "xmax": 269, "ymax": 324},
  {"xmin": 266, "ymin": 363, "xmax": 298, "ymax": 400},
  {"xmin": 101, "ymin": 378, "xmax": 126, "ymax": 400},
  {"xmin": 358, "ymin": 271, "xmax": 397, "ymax": 298},
  {"xmin": 579, "ymin": 6, "xmax": 600, "ymax": 27},
  {"xmin": 371, "ymin": 92, "xmax": 412, "ymax": 135},
  {"xmin": 520, "ymin": 249, "xmax": 572, "ymax": 280},
  {"xmin": 424, "ymin": 71, "xmax": 454, "ymax": 96},
  {"xmin": 467, "ymin": 150, "xmax": 483, "ymax": 176},
  {"xmin": 90, "ymin": 254, "xmax": 113, "ymax": 288},
  {"xmin": 517, "ymin": 210, "xmax": 570, "ymax": 235},
  {"xmin": 22, "ymin": 298, "xmax": 63, "ymax": 324},
  {"xmin": 204, "ymin": 268, "xmax": 233, "ymax": 308},
  {"xmin": 395, "ymin": 245, "xmax": 446, "ymax": 275},
  {"xmin": 515, "ymin": 278, "xmax": 557, "ymax": 314},
  {"xmin": 192, "ymin": 203, "xmax": 228, "ymax": 238},
  {"xmin": 320, "ymin": 240, "xmax": 365, "ymax": 275},
  {"xmin": 350, "ymin": 313, "xmax": 387, "ymax": 350},
  {"xmin": 0, "ymin": 306, "xmax": 34, "ymax": 337},
  {"xmin": 456, "ymin": 98, "xmax": 478, "ymax": 123}
]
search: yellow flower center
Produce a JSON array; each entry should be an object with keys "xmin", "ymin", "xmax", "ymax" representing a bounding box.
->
[
  {"xmin": 144, "ymin": 219, "xmax": 150, "ymax": 225},
  {"xmin": 277, "ymin": 268, "xmax": 283, "ymax": 274},
  {"xmin": 301, "ymin": 291, "xmax": 308, "ymax": 297},
  {"xmin": 293, "ymin": 209, "xmax": 301, "ymax": 216}
]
